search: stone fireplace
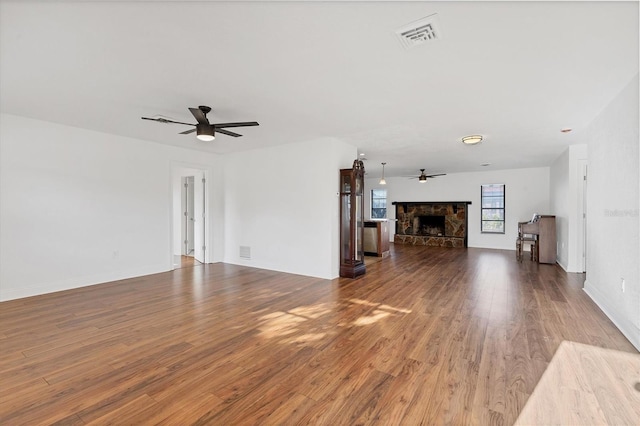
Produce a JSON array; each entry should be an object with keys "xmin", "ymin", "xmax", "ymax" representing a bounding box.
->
[{"xmin": 392, "ymin": 201, "xmax": 472, "ymax": 247}]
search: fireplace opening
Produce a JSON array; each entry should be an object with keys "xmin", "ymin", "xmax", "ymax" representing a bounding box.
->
[{"xmin": 418, "ymin": 215, "xmax": 445, "ymax": 236}]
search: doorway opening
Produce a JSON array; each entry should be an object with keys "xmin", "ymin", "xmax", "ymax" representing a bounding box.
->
[{"xmin": 172, "ymin": 166, "xmax": 209, "ymax": 269}]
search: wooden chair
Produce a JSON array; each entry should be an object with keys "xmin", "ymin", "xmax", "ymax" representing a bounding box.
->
[
  {"xmin": 516, "ymin": 236, "xmax": 523, "ymax": 261},
  {"xmin": 531, "ymin": 238, "xmax": 539, "ymax": 262},
  {"xmin": 516, "ymin": 222, "xmax": 538, "ymax": 262}
]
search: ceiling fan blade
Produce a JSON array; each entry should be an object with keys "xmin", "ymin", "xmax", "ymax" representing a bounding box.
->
[
  {"xmin": 179, "ymin": 128, "xmax": 197, "ymax": 135},
  {"xmin": 141, "ymin": 117, "xmax": 194, "ymax": 126},
  {"xmin": 189, "ymin": 107, "xmax": 209, "ymax": 125},
  {"xmin": 213, "ymin": 121, "xmax": 259, "ymax": 128},
  {"xmin": 426, "ymin": 174, "xmax": 446, "ymax": 178},
  {"xmin": 215, "ymin": 128, "xmax": 242, "ymax": 137}
]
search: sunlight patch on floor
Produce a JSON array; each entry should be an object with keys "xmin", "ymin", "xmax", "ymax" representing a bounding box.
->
[
  {"xmin": 256, "ymin": 299, "xmax": 411, "ymax": 341},
  {"xmin": 257, "ymin": 312, "xmax": 307, "ymax": 339},
  {"xmin": 288, "ymin": 303, "xmax": 333, "ymax": 319},
  {"xmin": 515, "ymin": 340, "xmax": 640, "ymax": 425},
  {"xmin": 348, "ymin": 298, "xmax": 412, "ymax": 327},
  {"xmin": 353, "ymin": 309, "xmax": 390, "ymax": 326}
]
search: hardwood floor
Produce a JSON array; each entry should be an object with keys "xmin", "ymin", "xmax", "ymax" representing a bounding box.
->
[
  {"xmin": 0, "ymin": 244, "xmax": 636, "ymax": 425},
  {"xmin": 174, "ymin": 255, "xmax": 201, "ymax": 269},
  {"xmin": 514, "ymin": 341, "xmax": 640, "ymax": 425}
]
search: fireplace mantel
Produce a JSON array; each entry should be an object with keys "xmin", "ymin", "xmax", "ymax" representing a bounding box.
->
[
  {"xmin": 392, "ymin": 201, "xmax": 472, "ymax": 247},
  {"xmin": 392, "ymin": 201, "xmax": 472, "ymax": 206}
]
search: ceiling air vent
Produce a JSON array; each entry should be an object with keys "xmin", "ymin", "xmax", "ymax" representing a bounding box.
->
[{"xmin": 395, "ymin": 13, "xmax": 442, "ymax": 49}]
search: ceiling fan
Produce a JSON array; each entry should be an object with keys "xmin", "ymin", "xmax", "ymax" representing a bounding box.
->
[
  {"xmin": 409, "ymin": 169, "xmax": 446, "ymax": 183},
  {"xmin": 141, "ymin": 105, "xmax": 259, "ymax": 141}
]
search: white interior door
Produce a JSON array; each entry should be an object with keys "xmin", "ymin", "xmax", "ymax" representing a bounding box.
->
[
  {"xmin": 579, "ymin": 161, "xmax": 587, "ymax": 273},
  {"xmin": 182, "ymin": 176, "xmax": 195, "ymax": 256},
  {"xmin": 193, "ymin": 173, "xmax": 206, "ymax": 263}
]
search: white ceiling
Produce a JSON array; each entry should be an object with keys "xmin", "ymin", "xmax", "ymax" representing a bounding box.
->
[{"xmin": 1, "ymin": 1, "xmax": 638, "ymax": 178}]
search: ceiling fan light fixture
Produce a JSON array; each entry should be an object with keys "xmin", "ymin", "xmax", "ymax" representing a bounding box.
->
[
  {"xmin": 379, "ymin": 162, "xmax": 387, "ymax": 185},
  {"xmin": 196, "ymin": 123, "xmax": 215, "ymax": 141},
  {"xmin": 419, "ymin": 175, "xmax": 427, "ymax": 183},
  {"xmin": 462, "ymin": 135, "xmax": 483, "ymax": 145}
]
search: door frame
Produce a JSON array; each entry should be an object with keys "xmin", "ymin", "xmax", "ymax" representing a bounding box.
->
[
  {"xmin": 171, "ymin": 163, "xmax": 211, "ymax": 268},
  {"xmin": 578, "ymin": 161, "xmax": 587, "ymax": 273},
  {"xmin": 182, "ymin": 176, "xmax": 195, "ymax": 256}
]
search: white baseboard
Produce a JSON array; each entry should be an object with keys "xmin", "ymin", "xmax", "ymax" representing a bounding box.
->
[
  {"xmin": 0, "ymin": 263, "xmax": 171, "ymax": 302},
  {"xmin": 583, "ymin": 280, "xmax": 640, "ymax": 351},
  {"xmin": 556, "ymin": 259, "xmax": 568, "ymax": 272}
]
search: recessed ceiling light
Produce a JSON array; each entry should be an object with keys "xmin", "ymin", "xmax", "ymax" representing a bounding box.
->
[
  {"xmin": 462, "ymin": 135, "xmax": 483, "ymax": 145},
  {"xmin": 359, "ymin": 153, "xmax": 366, "ymax": 156},
  {"xmin": 560, "ymin": 128, "xmax": 572, "ymax": 133}
]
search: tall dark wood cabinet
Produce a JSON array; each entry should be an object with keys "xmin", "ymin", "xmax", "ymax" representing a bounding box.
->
[{"xmin": 339, "ymin": 160, "xmax": 366, "ymax": 278}]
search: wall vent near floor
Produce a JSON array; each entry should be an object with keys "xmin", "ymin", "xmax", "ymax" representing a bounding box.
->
[
  {"xmin": 239, "ymin": 246, "xmax": 251, "ymax": 260},
  {"xmin": 395, "ymin": 13, "xmax": 442, "ymax": 49}
]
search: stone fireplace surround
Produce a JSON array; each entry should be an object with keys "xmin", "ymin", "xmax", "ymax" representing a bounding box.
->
[{"xmin": 392, "ymin": 201, "xmax": 472, "ymax": 247}]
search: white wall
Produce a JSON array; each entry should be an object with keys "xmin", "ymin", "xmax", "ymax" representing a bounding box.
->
[
  {"xmin": 223, "ymin": 137, "xmax": 356, "ymax": 279},
  {"xmin": 162, "ymin": 138, "xmax": 356, "ymax": 281},
  {"xmin": 550, "ymin": 144, "xmax": 588, "ymax": 272},
  {"xmin": 0, "ymin": 114, "xmax": 221, "ymax": 301},
  {"xmin": 364, "ymin": 167, "xmax": 550, "ymax": 250},
  {"xmin": 0, "ymin": 113, "xmax": 356, "ymax": 300},
  {"xmin": 583, "ymin": 74, "xmax": 639, "ymax": 350}
]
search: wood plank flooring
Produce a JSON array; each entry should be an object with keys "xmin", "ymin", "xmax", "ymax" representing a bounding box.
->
[
  {"xmin": 514, "ymin": 341, "xmax": 640, "ymax": 425},
  {"xmin": 0, "ymin": 244, "xmax": 637, "ymax": 425}
]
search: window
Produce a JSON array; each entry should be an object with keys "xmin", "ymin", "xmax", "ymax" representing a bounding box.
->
[
  {"xmin": 481, "ymin": 184, "xmax": 505, "ymax": 233},
  {"xmin": 371, "ymin": 189, "xmax": 387, "ymax": 219}
]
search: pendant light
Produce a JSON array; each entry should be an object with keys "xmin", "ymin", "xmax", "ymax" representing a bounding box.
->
[{"xmin": 379, "ymin": 162, "xmax": 387, "ymax": 185}]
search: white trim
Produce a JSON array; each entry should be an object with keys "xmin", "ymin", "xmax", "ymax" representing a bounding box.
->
[
  {"xmin": 556, "ymin": 258, "xmax": 569, "ymax": 272},
  {"xmin": 0, "ymin": 263, "xmax": 170, "ymax": 302},
  {"xmin": 583, "ymin": 280, "xmax": 640, "ymax": 351}
]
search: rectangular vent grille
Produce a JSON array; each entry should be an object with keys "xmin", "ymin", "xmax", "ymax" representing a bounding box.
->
[
  {"xmin": 395, "ymin": 13, "xmax": 442, "ymax": 49},
  {"xmin": 239, "ymin": 246, "xmax": 251, "ymax": 260}
]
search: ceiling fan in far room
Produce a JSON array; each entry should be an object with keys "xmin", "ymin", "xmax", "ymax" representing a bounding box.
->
[
  {"xmin": 141, "ymin": 105, "xmax": 259, "ymax": 141},
  {"xmin": 407, "ymin": 169, "xmax": 446, "ymax": 183}
]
